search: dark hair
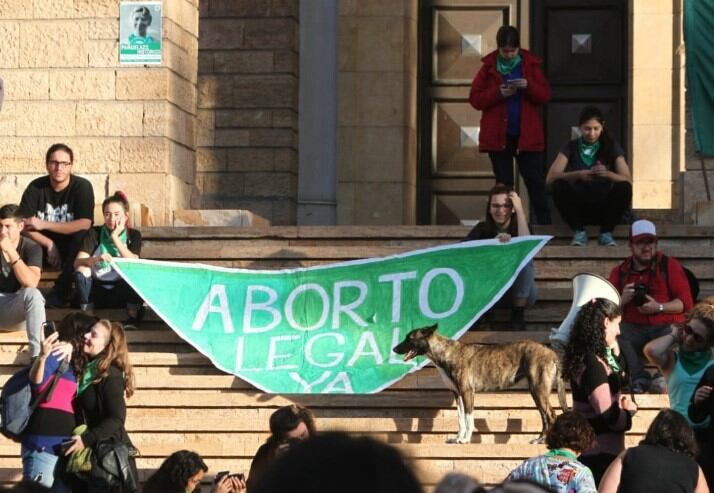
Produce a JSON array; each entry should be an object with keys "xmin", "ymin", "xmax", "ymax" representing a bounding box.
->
[
  {"xmin": 254, "ymin": 432, "xmax": 423, "ymax": 493},
  {"xmin": 641, "ymin": 409, "xmax": 698, "ymax": 457},
  {"xmin": 545, "ymin": 411, "xmax": 595, "ymax": 453},
  {"xmin": 269, "ymin": 404, "xmax": 316, "ymax": 443},
  {"xmin": 133, "ymin": 6, "xmax": 152, "ymax": 22},
  {"xmin": 577, "ymin": 106, "xmax": 616, "ymax": 166},
  {"xmin": 496, "ymin": 26, "xmax": 520, "ymax": 48},
  {"xmin": 562, "ymin": 298, "xmax": 622, "ymax": 379},
  {"xmin": 143, "ymin": 450, "xmax": 208, "ymax": 493},
  {"xmin": 102, "ymin": 191, "xmax": 130, "ymax": 214},
  {"xmin": 58, "ymin": 312, "xmax": 99, "ymax": 375},
  {"xmin": 483, "ymin": 184, "xmax": 519, "ymax": 237},
  {"xmin": 45, "ymin": 143, "xmax": 73, "ymax": 164},
  {"xmin": 0, "ymin": 204, "xmax": 23, "ymax": 221}
]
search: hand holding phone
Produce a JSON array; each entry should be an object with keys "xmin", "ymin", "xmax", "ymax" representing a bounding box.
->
[{"xmin": 42, "ymin": 321, "xmax": 56, "ymax": 339}]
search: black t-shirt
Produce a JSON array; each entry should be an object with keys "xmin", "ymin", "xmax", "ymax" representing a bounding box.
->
[
  {"xmin": 618, "ymin": 444, "xmax": 698, "ymax": 493},
  {"xmin": 464, "ymin": 219, "xmax": 519, "ymax": 241},
  {"xmin": 0, "ymin": 237, "xmax": 42, "ymax": 293},
  {"xmin": 559, "ymin": 138, "xmax": 625, "ymax": 202},
  {"xmin": 19, "ymin": 175, "xmax": 95, "ymax": 223}
]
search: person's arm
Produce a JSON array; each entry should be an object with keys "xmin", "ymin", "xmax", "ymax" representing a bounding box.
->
[
  {"xmin": 469, "ymin": 64, "xmax": 504, "ymax": 111},
  {"xmin": 688, "ymin": 366, "xmax": 714, "ymax": 424},
  {"xmin": 546, "ymin": 153, "xmax": 591, "ymax": 185},
  {"xmin": 509, "ymin": 192, "xmax": 530, "ymax": 236},
  {"xmin": 25, "ymin": 217, "xmax": 92, "ymax": 235},
  {"xmin": 110, "ymin": 217, "xmax": 138, "ymax": 259},
  {"xmin": 597, "ymin": 451, "xmax": 624, "ymax": 493},
  {"xmin": 596, "ymin": 156, "xmax": 631, "ymax": 183},
  {"xmin": 584, "ymin": 357, "xmax": 633, "ymax": 433},
  {"xmin": 522, "ymin": 61, "xmax": 551, "ymax": 104},
  {"xmin": 695, "ymin": 466, "xmax": 710, "ymax": 493},
  {"xmin": 73, "ymin": 250, "xmax": 101, "ymax": 270},
  {"xmin": 643, "ymin": 325, "xmax": 681, "ymax": 376},
  {"xmin": 0, "ymin": 239, "xmax": 41, "ymax": 288}
]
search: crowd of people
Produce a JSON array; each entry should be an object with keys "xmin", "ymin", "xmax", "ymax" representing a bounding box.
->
[{"xmin": 0, "ymin": 23, "xmax": 709, "ymax": 490}]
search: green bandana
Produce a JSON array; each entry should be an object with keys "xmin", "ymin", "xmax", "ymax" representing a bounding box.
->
[
  {"xmin": 77, "ymin": 359, "xmax": 99, "ymax": 396},
  {"xmin": 97, "ymin": 226, "xmax": 127, "ymax": 272},
  {"xmin": 545, "ymin": 448, "xmax": 578, "ymax": 461},
  {"xmin": 679, "ymin": 349, "xmax": 713, "ymax": 375},
  {"xmin": 578, "ymin": 138, "xmax": 601, "ymax": 167},
  {"xmin": 496, "ymin": 54, "xmax": 522, "ymax": 75},
  {"xmin": 605, "ymin": 347, "xmax": 621, "ymax": 373}
]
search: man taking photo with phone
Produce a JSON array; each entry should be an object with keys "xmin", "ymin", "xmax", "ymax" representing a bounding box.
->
[{"xmin": 0, "ymin": 204, "xmax": 45, "ymax": 358}]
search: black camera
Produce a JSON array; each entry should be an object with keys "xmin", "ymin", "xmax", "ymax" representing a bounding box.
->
[{"xmin": 633, "ymin": 283, "xmax": 649, "ymax": 306}]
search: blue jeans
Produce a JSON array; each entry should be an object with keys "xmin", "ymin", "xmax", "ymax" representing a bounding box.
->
[{"xmin": 21, "ymin": 446, "xmax": 69, "ymax": 493}]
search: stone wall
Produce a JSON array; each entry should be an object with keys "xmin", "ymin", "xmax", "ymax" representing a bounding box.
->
[
  {"xmin": 0, "ymin": 0, "xmax": 199, "ymax": 226},
  {"xmin": 196, "ymin": 0, "xmax": 299, "ymax": 225}
]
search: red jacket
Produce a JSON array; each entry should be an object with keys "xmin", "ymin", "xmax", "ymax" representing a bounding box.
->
[
  {"xmin": 608, "ymin": 252, "xmax": 693, "ymax": 326},
  {"xmin": 469, "ymin": 49, "xmax": 550, "ymax": 152}
]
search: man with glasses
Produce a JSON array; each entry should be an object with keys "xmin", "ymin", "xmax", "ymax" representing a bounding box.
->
[
  {"xmin": 609, "ymin": 219, "xmax": 693, "ymax": 392},
  {"xmin": 19, "ymin": 143, "xmax": 94, "ymax": 307}
]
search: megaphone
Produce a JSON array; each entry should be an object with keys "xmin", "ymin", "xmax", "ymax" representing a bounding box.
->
[{"xmin": 550, "ymin": 272, "xmax": 621, "ymax": 348}]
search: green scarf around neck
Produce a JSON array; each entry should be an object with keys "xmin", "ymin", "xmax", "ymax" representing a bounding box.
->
[
  {"xmin": 545, "ymin": 448, "xmax": 578, "ymax": 461},
  {"xmin": 99, "ymin": 226, "xmax": 127, "ymax": 257},
  {"xmin": 77, "ymin": 359, "xmax": 100, "ymax": 396},
  {"xmin": 604, "ymin": 347, "xmax": 621, "ymax": 373},
  {"xmin": 496, "ymin": 53, "xmax": 522, "ymax": 75},
  {"xmin": 578, "ymin": 137, "xmax": 601, "ymax": 167},
  {"xmin": 679, "ymin": 349, "xmax": 713, "ymax": 375}
]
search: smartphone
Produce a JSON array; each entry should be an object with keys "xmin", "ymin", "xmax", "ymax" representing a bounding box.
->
[
  {"xmin": 229, "ymin": 473, "xmax": 246, "ymax": 481},
  {"xmin": 42, "ymin": 321, "xmax": 56, "ymax": 339},
  {"xmin": 56, "ymin": 438, "xmax": 74, "ymax": 455},
  {"xmin": 214, "ymin": 471, "xmax": 229, "ymax": 483}
]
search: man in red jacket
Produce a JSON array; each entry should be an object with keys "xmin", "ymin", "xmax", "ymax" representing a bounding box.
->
[
  {"xmin": 470, "ymin": 25, "xmax": 551, "ymax": 225},
  {"xmin": 609, "ymin": 219, "xmax": 693, "ymax": 392}
]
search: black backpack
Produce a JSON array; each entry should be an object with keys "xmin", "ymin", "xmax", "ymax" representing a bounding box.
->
[{"xmin": 0, "ymin": 359, "xmax": 69, "ymax": 441}]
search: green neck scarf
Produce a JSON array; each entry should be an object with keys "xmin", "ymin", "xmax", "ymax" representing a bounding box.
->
[
  {"xmin": 545, "ymin": 448, "xmax": 578, "ymax": 461},
  {"xmin": 578, "ymin": 138, "xmax": 601, "ymax": 167},
  {"xmin": 496, "ymin": 54, "xmax": 522, "ymax": 75},
  {"xmin": 604, "ymin": 347, "xmax": 621, "ymax": 372},
  {"xmin": 99, "ymin": 226, "xmax": 127, "ymax": 257},
  {"xmin": 679, "ymin": 349, "xmax": 713, "ymax": 375},
  {"xmin": 77, "ymin": 359, "xmax": 99, "ymax": 396}
]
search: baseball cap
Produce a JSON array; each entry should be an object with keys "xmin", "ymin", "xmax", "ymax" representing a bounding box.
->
[{"xmin": 630, "ymin": 219, "xmax": 657, "ymax": 241}]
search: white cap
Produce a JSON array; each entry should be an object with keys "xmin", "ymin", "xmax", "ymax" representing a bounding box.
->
[{"xmin": 630, "ymin": 219, "xmax": 657, "ymax": 241}]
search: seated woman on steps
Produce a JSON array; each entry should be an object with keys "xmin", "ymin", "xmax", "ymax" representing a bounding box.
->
[
  {"xmin": 546, "ymin": 106, "xmax": 632, "ymax": 247},
  {"xmin": 465, "ymin": 184, "xmax": 537, "ymax": 330},
  {"xmin": 73, "ymin": 192, "xmax": 143, "ymax": 326}
]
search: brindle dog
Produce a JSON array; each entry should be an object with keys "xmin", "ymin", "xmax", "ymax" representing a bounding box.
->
[{"xmin": 393, "ymin": 324, "xmax": 568, "ymax": 444}]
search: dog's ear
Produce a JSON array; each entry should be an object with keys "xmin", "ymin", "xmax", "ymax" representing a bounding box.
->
[{"xmin": 424, "ymin": 324, "xmax": 438, "ymax": 335}]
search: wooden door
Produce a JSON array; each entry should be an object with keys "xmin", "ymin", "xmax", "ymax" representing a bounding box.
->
[
  {"xmin": 417, "ymin": 0, "xmax": 525, "ymax": 224},
  {"xmin": 531, "ymin": 0, "xmax": 629, "ymax": 181}
]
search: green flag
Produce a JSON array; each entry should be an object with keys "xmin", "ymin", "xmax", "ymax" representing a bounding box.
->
[{"xmin": 113, "ymin": 236, "xmax": 550, "ymax": 394}]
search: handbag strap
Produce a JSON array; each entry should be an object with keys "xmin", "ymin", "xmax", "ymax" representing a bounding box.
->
[{"xmin": 29, "ymin": 359, "xmax": 70, "ymax": 413}]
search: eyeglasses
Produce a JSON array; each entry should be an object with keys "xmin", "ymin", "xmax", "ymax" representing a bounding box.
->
[
  {"xmin": 684, "ymin": 324, "xmax": 706, "ymax": 344},
  {"xmin": 490, "ymin": 203, "xmax": 513, "ymax": 210},
  {"xmin": 47, "ymin": 160, "xmax": 72, "ymax": 168},
  {"xmin": 632, "ymin": 239, "xmax": 656, "ymax": 247}
]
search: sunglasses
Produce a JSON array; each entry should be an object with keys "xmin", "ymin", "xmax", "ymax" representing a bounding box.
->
[{"xmin": 684, "ymin": 324, "xmax": 706, "ymax": 344}]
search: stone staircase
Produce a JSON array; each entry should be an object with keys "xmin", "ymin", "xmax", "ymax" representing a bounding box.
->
[{"xmin": 3, "ymin": 224, "xmax": 711, "ymax": 489}]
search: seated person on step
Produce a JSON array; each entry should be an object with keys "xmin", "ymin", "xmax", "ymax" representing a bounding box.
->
[
  {"xmin": 19, "ymin": 143, "xmax": 94, "ymax": 307},
  {"xmin": 0, "ymin": 204, "xmax": 44, "ymax": 358},
  {"xmin": 546, "ymin": 106, "xmax": 632, "ymax": 247},
  {"xmin": 73, "ymin": 192, "xmax": 143, "ymax": 325},
  {"xmin": 465, "ymin": 184, "xmax": 537, "ymax": 330}
]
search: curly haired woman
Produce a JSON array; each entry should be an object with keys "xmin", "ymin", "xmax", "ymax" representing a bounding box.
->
[{"xmin": 562, "ymin": 298, "xmax": 637, "ymax": 485}]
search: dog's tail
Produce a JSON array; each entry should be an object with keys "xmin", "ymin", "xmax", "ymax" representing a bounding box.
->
[{"xmin": 555, "ymin": 360, "xmax": 570, "ymax": 412}]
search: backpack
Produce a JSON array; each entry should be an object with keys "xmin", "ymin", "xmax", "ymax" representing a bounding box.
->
[
  {"xmin": 0, "ymin": 359, "xmax": 69, "ymax": 441},
  {"xmin": 618, "ymin": 254, "xmax": 699, "ymax": 303}
]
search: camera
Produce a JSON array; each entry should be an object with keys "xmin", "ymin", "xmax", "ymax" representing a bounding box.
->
[{"xmin": 632, "ymin": 283, "xmax": 649, "ymax": 306}]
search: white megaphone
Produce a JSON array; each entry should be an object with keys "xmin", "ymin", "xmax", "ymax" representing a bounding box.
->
[{"xmin": 550, "ymin": 272, "xmax": 621, "ymax": 349}]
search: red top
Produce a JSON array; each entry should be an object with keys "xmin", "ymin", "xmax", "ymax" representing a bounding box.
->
[
  {"xmin": 609, "ymin": 252, "xmax": 693, "ymax": 326},
  {"xmin": 469, "ymin": 49, "xmax": 551, "ymax": 152}
]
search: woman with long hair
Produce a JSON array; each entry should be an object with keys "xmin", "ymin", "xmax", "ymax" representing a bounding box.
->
[
  {"xmin": 143, "ymin": 450, "xmax": 244, "ymax": 493},
  {"xmin": 546, "ymin": 106, "xmax": 632, "ymax": 246},
  {"xmin": 599, "ymin": 409, "xmax": 708, "ymax": 493},
  {"xmin": 465, "ymin": 184, "xmax": 536, "ymax": 330},
  {"xmin": 63, "ymin": 320, "xmax": 137, "ymax": 493},
  {"xmin": 73, "ymin": 192, "xmax": 143, "ymax": 325},
  {"xmin": 562, "ymin": 298, "xmax": 636, "ymax": 485},
  {"xmin": 22, "ymin": 312, "xmax": 97, "ymax": 492},
  {"xmin": 469, "ymin": 25, "xmax": 551, "ymax": 225}
]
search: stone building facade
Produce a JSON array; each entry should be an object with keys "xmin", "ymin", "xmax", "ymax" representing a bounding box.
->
[{"xmin": 0, "ymin": 0, "xmax": 706, "ymax": 226}]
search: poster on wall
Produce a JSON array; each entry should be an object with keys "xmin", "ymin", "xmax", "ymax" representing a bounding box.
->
[{"xmin": 119, "ymin": 1, "xmax": 162, "ymax": 65}]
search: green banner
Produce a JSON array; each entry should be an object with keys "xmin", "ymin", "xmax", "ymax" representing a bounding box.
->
[{"xmin": 113, "ymin": 236, "xmax": 550, "ymax": 394}]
